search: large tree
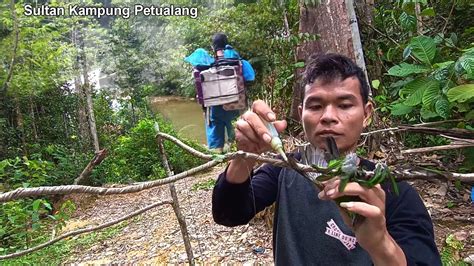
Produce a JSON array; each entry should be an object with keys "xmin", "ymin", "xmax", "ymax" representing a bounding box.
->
[{"xmin": 290, "ymin": 0, "xmax": 367, "ymax": 119}]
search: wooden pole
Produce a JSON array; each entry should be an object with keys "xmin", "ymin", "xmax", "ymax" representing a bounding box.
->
[{"xmin": 155, "ymin": 123, "xmax": 195, "ymax": 265}]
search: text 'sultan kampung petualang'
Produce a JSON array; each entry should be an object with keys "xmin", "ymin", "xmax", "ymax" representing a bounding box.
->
[{"xmin": 23, "ymin": 4, "xmax": 199, "ymax": 19}]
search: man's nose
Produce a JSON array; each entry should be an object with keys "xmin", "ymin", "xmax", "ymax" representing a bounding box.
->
[{"xmin": 320, "ymin": 106, "xmax": 338, "ymax": 124}]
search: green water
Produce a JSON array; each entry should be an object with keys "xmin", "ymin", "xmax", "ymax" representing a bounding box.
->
[{"xmin": 150, "ymin": 96, "xmax": 207, "ymax": 145}]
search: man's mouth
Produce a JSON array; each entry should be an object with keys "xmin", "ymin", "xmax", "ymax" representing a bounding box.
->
[{"xmin": 317, "ymin": 131, "xmax": 342, "ymax": 137}]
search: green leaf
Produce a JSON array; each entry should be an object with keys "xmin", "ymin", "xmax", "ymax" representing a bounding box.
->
[
  {"xmin": 372, "ymin": 80, "xmax": 380, "ymax": 90},
  {"xmin": 390, "ymin": 103, "xmax": 413, "ymax": 116},
  {"xmin": 400, "ymin": 78, "xmax": 434, "ymax": 106},
  {"xmin": 466, "ymin": 110, "xmax": 474, "ymax": 120},
  {"xmin": 328, "ymin": 159, "xmax": 342, "ymax": 170},
  {"xmin": 420, "ymin": 7, "xmax": 435, "ymax": 16},
  {"xmin": 410, "ymin": 36, "xmax": 436, "ymax": 65},
  {"xmin": 43, "ymin": 202, "xmax": 52, "ymax": 211},
  {"xmin": 387, "ymin": 63, "xmax": 430, "ymax": 77},
  {"xmin": 455, "ymin": 54, "xmax": 474, "ymax": 75},
  {"xmin": 422, "ymin": 80, "xmax": 440, "ymax": 107},
  {"xmin": 435, "ymin": 98, "xmax": 450, "ymax": 118},
  {"xmin": 338, "ymin": 176, "xmax": 349, "ymax": 192},
  {"xmin": 403, "ymin": 46, "xmax": 412, "ymax": 60},
  {"xmin": 294, "ymin": 62, "xmax": 305, "ymax": 68},
  {"xmin": 420, "ymin": 107, "xmax": 439, "ymax": 119},
  {"xmin": 32, "ymin": 199, "xmax": 42, "ymax": 212},
  {"xmin": 399, "ymin": 12, "xmax": 416, "ymax": 31},
  {"xmin": 447, "ymin": 84, "xmax": 474, "ymax": 103},
  {"xmin": 211, "ymin": 154, "xmax": 225, "ymax": 163},
  {"xmin": 432, "ymin": 61, "xmax": 454, "ymax": 81}
]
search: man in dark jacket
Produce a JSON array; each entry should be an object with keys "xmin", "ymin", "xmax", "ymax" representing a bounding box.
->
[{"xmin": 212, "ymin": 53, "xmax": 441, "ymax": 265}]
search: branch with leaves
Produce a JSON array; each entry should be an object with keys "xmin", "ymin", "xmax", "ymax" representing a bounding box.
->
[{"xmin": 0, "ymin": 200, "xmax": 172, "ymax": 260}]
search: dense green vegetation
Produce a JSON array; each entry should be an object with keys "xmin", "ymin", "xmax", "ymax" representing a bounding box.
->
[{"xmin": 0, "ymin": 0, "xmax": 472, "ymax": 263}]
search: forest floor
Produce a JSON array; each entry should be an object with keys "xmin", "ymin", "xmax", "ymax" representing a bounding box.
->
[{"xmin": 59, "ymin": 165, "xmax": 473, "ymax": 265}]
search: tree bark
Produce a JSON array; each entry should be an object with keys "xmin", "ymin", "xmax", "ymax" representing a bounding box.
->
[
  {"xmin": 29, "ymin": 96, "xmax": 38, "ymax": 141},
  {"xmin": 77, "ymin": 28, "xmax": 100, "ymax": 152},
  {"xmin": 13, "ymin": 96, "xmax": 27, "ymax": 156},
  {"xmin": 1, "ymin": 0, "xmax": 20, "ymax": 151},
  {"xmin": 73, "ymin": 149, "xmax": 107, "ymax": 185},
  {"xmin": 290, "ymin": 0, "xmax": 358, "ymax": 119},
  {"xmin": 1, "ymin": 0, "xmax": 19, "ymax": 98}
]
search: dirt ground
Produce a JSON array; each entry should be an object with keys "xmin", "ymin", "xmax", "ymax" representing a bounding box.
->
[{"xmin": 60, "ymin": 165, "xmax": 472, "ymax": 265}]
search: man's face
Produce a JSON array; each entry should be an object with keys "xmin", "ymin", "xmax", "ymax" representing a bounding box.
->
[{"xmin": 298, "ymin": 76, "xmax": 372, "ymax": 154}]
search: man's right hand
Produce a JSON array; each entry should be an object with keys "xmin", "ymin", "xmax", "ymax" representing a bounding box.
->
[
  {"xmin": 235, "ymin": 100, "xmax": 287, "ymax": 154},
  {"xmin": 226, "ymin": 100, "xmax": 287, "ymax": 184}
]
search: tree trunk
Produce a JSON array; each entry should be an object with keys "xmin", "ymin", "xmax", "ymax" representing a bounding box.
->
[
  {"xmin": 14, "ymin": 96, "xmax": 27, "ymax": 156},
  {"xmin": 29, "ymin": 97, "xmax": 38, "ymax": 141},
  {"xmin": 78, "ymin": 28, "xmax": 100, "ymax": 152},
  {"xmin": 1, "ymin": 0, "xmax": 19, "ymax": 96},
  {"xmin": 76, "ymin": 78, "xmax": 91, "ymax": 149},
  {"xmin": 1, "ymin": 0, "xmax": 20, "ymax": 127},
  {"xmin": 75, "ymin": 27, "xmax": 100, "ymax": 152},
  {"xmin": 290, "ymin": 0, "xmax": 363, "ymax": 120}
]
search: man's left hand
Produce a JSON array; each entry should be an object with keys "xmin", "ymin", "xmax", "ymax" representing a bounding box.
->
[{"xmin": 318, "ymin": 179, "xmax": 407, "ymax": 266}]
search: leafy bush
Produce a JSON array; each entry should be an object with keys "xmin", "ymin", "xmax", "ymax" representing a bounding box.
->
[
  {"xmin": 0, "ymin": 157, "xmax": 53, "ymax": 190},
  {"xmin": 388, "ymin": 37, "xmax": 473, "ymax": 120},
  {"xmin": 440, "ymin": 234, "xmax": 467, "ymax": 266},
  {"xmin": 191, "ymin": 178, "xmax": 216, "ymax": 191},
  {"xmin": 92, "ymin": 117, "xmax": 206, "ymax": 184},
  {"xmin": 0, "ymin": 199, "xmax": 75, "ymax": 255}
]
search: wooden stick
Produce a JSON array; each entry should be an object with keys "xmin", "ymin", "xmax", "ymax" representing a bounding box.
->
[
  {"xmin": 156, "ymin": 124, "xmax": 194, "ymax": 265},
  {"xmin": 0, "ymin": 200, "xmax": 172, "ymax": 260},
  {"xmin": 401, "ymin": 144, "xmax": 474, "ymax": 154},
  {"xmin": 73, "ymin": 149, "xmax": 108, "ymax": 185}
]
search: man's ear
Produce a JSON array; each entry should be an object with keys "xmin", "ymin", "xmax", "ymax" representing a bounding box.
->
[{"xmin": 363, "ymin": 100, "xmax": 374, "ymax": 128}]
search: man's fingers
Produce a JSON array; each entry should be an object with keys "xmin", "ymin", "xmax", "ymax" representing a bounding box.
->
[
  {"xmin": 273, "ymin": 120, "xmax": 287, "ymax": 133},
  {"xmin": 235, "ymin": 119, "xmax": 260, "ymax": 143},
  {"xmin": 319, "ymin": 181, "xmax": 385, "ymax": 209},
  {"xmin": 339, "ymin": 201, "xmax": 383, "ymax": 219},
  {"xmin": 251, "ymin": 100, "xmax": 275, "ymax": 121},
  {"xmin": 241, "ymin": 111, "xmax": 272, "ymax": 144}
]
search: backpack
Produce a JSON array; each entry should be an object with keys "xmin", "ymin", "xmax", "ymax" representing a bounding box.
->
[{"xmin": 193, "ymin": 58, "xmax": 247, "ymax": 111}]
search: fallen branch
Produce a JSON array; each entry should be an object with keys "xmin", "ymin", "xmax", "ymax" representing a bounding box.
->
[
  {"xmin": 0, "ymin": 199, "xmax": 173, "ymax": 260},
  {"xmin": 155, "ymin": 131, "xmax": 212, "ymax": 160},
  {"xmin": 361, "ymin": 120, "xmax": 471, "ymax": 137},
  {"xmin": 393, "ymin": 166, "xmax": 474, "ymax": 184},
  {"xmin": 2, "ymin": 132, "xmax": 473, "ymax": 203},
  {"xmin": 73, "ymin": 149, "xmax": 108, "ymax": 185},
  {"xmin": 0, "ymin": 151, "xmax": 278, "ymax": 203},
  {"xmin": 398, "ymin": 126, "xmax": 474, "ymax": 139},
  {"xmin": 401, "ymin": 143, "xmax": 474, "ymax": 154}
]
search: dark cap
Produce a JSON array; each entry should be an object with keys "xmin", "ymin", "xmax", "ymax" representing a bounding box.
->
[{"xmin": 212, "ymin": 33, "xmax": 228, "ymax": 51}]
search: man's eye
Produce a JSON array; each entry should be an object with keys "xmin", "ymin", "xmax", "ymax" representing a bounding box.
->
[
  {"xmin": 339, "ymin": 104, "xmax": 353, "ymax": 109},
  {"xmin": 307, "ymin": 105, "xmax": 322, "ymax": 110}
]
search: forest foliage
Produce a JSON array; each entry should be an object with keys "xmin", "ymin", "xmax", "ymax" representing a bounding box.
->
[{"xmin": 0, "ymin": 0, "xmax": 473, "ymax": 260}]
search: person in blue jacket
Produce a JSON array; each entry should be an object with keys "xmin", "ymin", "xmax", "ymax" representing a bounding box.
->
[
  {"xmin": 205, "ymin": 33, "xmax": 255, "ymax": 153},
  {"xmin": 212, "ymin": 53, "xmax": 441, "ymax": 265}
]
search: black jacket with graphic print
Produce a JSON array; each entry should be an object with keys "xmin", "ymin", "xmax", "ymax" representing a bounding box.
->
[{"xmin": 212, "ymin": 157, "xmax": 441, "ymax": 265}]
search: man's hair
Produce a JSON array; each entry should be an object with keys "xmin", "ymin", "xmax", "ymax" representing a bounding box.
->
[
  {"xmin": 212, "ymin": 33, "xmax": 228, "ymax": 51},
  {"xmin": 301, "ymin": 53, "xmax": 370, "ymax": 104}
]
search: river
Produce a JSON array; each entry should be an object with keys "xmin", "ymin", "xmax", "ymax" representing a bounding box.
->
[{"xmin": 149, "ymin": 96, "xmax": 207, "ymax": 145}]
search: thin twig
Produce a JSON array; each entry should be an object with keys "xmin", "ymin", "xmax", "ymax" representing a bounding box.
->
[
  {"xmin": 361, "ymin": 120, "xmax": 469, "ymax": 136},
  {"xmin": 441, "ymin": 0, "xmax": 456, "ymax": 36},
  {"xmin": 0, "ymin": 200, "xmax": 173, "ymax": 260},
  {"xmin": 362, "ymin": 22, "xmax": 421, "ymax": 64},
  {"xmin": 440, "ymin": 135, "xmax": 474, "ymax": 144},
  {"xmin": 156, "ymin": 132, "xmax": 212, "ymax": 160},
  {"xmin": 401, "ymin": 143, "xmax": 474, "ymax": 154}
]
